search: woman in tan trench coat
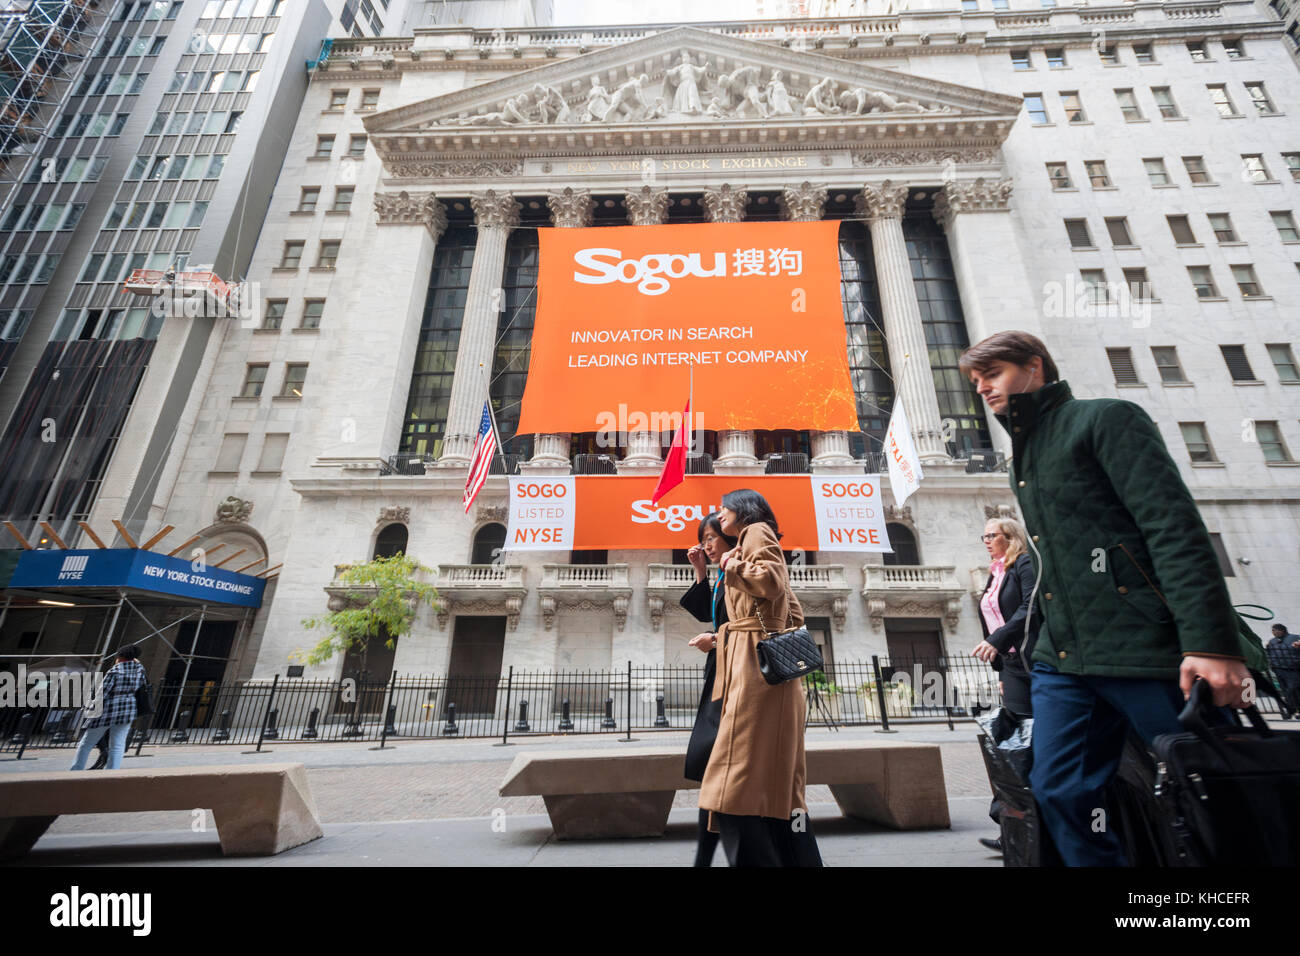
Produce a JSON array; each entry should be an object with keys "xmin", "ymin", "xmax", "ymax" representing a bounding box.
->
[{"xmin": 698, "ymin": 488, "xmax": 823, "ymax": 867}]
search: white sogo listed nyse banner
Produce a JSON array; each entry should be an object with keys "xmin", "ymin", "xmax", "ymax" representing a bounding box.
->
[
  {"xmin": 506, "ymin": 476, "xmax": 576, "ymax": 550},
  {"xmin": 810, "ymin": 476, "xmax": 892, "ymax": 552}
]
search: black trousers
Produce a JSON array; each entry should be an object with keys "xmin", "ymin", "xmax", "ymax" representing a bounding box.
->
[
  {"xmin": 716, "ymin": 811, "xmax": 823, "ymax": 867},
  {"xmin": 694, "ymin": 809, "xmax": 720, "ymax": 866}
]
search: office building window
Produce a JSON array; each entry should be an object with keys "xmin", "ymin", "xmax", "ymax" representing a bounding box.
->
[
  {"xmin": 360, "ymin": 89, "xmax": 380, "ymax": 109},
  {"xmin": 1045, "ymin": 48, "xmax": 1066, "ymax": 68},
  {"xmin": 348, "ymin": 135, "xmax": 367, "ymax": 158},
  {"xmin": 1105, "ymin": 217, "xmax": 1134, "ymax": 246},
  {"xmin": 1222, "ymin": 38, "xmax": 1245, "ymax": 58},
  {"xmin": 332, "ymin": 187, "xmax": 354, "ymax": 212},
  {"xmin": 1208, "ymin": 85, "xmax": 1239, "ymax": 117},
  {"xmin": 256, "ymin": 434, "xmax": 289, "ymax": 473},
  {"xmin": 298, "ymin": 187, "xmax": 319, "ymax": 212},
  {"xmin": 1220, "ymin": 345, "xmax": 1256, "ymax": 381},
  {"xmin": 1144, "ymin": 157, "xmax": 1171, "ymax": 185},
  {"xmin": 1271, "ymin": 211, "xmax": 1299, "ymax": 242},
  {"xmin": 241, "ymin": 364, "xmax": 267, "ymax": 398},
  {"xmin": 1106, "ymin": 347, "xmax": 1139, "ymax": 384},
  {"xmin": 1182, "ymin": 156, "xmax": 1212, "ymax": 184},
  {"xmin": 280, "ymin": 241, "xmax": 304, "ymax": 268},
  {"xmin": 1267, "ymin": 344, "xmax": 1299, "ymax": 382},
  {"xmin": 1230, "ymin": 264, "xmax": 1264, "ymax": 297},
  {"xmin": 1178, "ymin": 423, "xmax": 1216, "ymax": 462},
  {"xmin": 1188, "ymin": 266, "xmax": 1219, "ymax": 298},
  {"xmin": 1254, "ymin": 421, "xmax": 1292, "ymax": 462},
  {"xmin": 1061, "ymin": 91, "xmax": 1086, "ymax": 122},
  {"xmin": 1085, "ymin": 160, "xmax": 1111, "ymax": 187},
  {"xmin": 1186, "ymin": 40, "xmax": 1210, "ymax": 62},
  {"xmin": 1151, "ymin": 346, "xmax": 1184, "ymax": 382},
  {"xmin": 1134, "ymin": 43, "xmax": 1155, "ymax": 64},
  {"xmin": 1010, "ymin": 50, "xmax": 1031, "ymax": 71},
  {"xmin": 329, "ymin": 89, "xmax": 348, "ymax": 109},
  {"xmin": 1046, "ymin": 162, "xmax": 1071, "ymax": 189},
  {"xmin": 1024, "ymin": 94, "xmax": 1048, "ymax": 124},
  {"xmin": 1065, "ymin": 218, "xmax": 1094, "ymax": 248},
  {"xmin": 214, "ymin": 433, "xmax": 247, "ymax": 472},
  {"xmin": 1241, "ymin": 155, "xmax": 1271, "ymax": 182},
  {"xmin": 1081, "ymin": 270, "xmax": 1109, "ymax": 304},
  {"xmin": 302, "ymin": 300, "xmax": 324, "ymax": 329},
  {"xmin": 1244, "ymin": 82, "xmax": 1276, "ymax": 115},
  {"xmin": 1098, "ymin": 45, "xmax": 1118, "ymax": 66},
  {"xmin": 314, "ymin": 135, "xmax": 334, "ymax": 159},
  {"xmin": 1124, "ymin": 268, "xmax": 1154, "ymax": 301},
  {"xmin": 1208, "ymin": 213, "xmax": 1238, "ymax": 243},
  {"xmin": 317, "ymin": 241, "xmax": 340, "ymax": 268},
  {"xmin": 1168, "ymin": 215, "xmax": 1197, "ymax": 244},
  {"xmin": 1116, "ymin": 89, "xmax": 1143, "ymax": 121},
  {"xmin": 281, "ymin": 364, "xmax": 308, "ymax": 397}
]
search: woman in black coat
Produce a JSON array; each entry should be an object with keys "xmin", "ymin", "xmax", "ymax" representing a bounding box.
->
[
  {"xmin": 972, "ymin": 516, "xmax": 1040, "ymax": 853},
  {"xmin": 680, "ymin": 512, "xmax": 735, "ymax": 867},
  {"xmin": 972, "ymin": 516, "xmax": 1040, "ymax": 719}
]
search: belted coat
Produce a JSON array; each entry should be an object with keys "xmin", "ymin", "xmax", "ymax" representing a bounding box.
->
[{"xmin": 698, "ymin": 521, "xmax": 807, "ymax": 827}]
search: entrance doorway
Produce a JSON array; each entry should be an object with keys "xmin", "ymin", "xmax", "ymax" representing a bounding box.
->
[
  {"xmin": 446, "ymin": 616, "xmax": 506, "ymax": 714},
  {"xmin": 155, "ymin": 620, "xmax": 236, "ymax": 730},
  {"xmin": 332, "ymin": 628, "xmax": 398, "ymax": 715}
]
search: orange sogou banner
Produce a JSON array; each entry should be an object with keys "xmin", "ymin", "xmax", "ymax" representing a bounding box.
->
[
  {"xmin": 573, "ymin": 476, "xmax": 819, "ymax": 551},
  {"xmin": 516, "ymin": 220, "xmax": 858, "ymax": 434}
]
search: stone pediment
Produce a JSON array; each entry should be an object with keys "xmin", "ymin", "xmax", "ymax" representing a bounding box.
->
[{"xmin": 364, "ymin": 25, "xmax": 1022, "ymax": 166}]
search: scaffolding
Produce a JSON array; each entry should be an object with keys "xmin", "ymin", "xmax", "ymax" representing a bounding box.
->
[{"xmin": 0, "ymin": 0, "xmax": 103, "ymax": 196}]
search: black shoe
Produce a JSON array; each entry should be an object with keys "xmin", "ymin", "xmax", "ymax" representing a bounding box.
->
[{"xmin": 978, "ymin": 837, "xmax": 1003, "ymax": 852}]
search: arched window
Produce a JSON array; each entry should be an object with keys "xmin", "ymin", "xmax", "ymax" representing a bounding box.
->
[
  {"xmin": 882, "ymin": 523, "xmax": 920, "ymax": 566},
  {"xmin": 374, "ymin": 523, "xmax": 408, "ymax": 559},
  {"xmin": 471, "ymin": 523, "xmax": 506, "ymax": 564}
]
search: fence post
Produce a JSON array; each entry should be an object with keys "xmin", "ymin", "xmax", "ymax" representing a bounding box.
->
[
  {"xmin": 623, "ymin": 660, "xmax": 633, "ymax": 742},
  {"xmin": 254, "ymin": 674, "xmax": 279, "ymax": 753},
  {"xmin": 498, "ymin": 666, "xmax": 513, "ymax": 747},
  {"xmin": 376, "ymin": 670, "xmax": 398, "ymax": 750},
  {"xmin": 12, "ymin": 713, "xmax": 34, "ymax": 759},
  {"xmin": 871, "ymin": 656, "xmax": 895, "ymax": 734}
]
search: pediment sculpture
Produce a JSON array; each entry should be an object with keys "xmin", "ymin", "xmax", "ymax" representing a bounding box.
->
[{"xmin": 430, "ymin": 52, "xmax": 954, "ymax": 128}]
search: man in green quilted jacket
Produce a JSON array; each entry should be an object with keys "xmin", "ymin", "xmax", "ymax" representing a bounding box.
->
[{"xmin": 959, "ymin": 330, "xmax": 1266, "ymax": 866}]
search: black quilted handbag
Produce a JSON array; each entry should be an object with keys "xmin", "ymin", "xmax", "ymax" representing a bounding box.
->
[{"xmin": 754, "ymin": 604, "xmax": 822, "ymax": 685}]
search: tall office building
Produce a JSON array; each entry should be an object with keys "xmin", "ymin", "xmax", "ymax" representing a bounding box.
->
[{"xmin": 0, "ymin": 2, "xmax": 1295, "ymax": 705}]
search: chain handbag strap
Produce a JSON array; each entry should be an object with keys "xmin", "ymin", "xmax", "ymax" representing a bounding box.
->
[{"xmin": 753, "ymin": 591, "xmax": 796, "ymax": 636}]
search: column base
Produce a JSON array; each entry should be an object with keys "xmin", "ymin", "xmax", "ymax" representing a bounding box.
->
[
  {"xmin": 811, "ymin": 457, "xmax": 862, "ymax": 474},
  {"xmin": 519, "ymin": 459, "xmax": 572, "ymax": 476},
  {"xmin": 615, "ymin": 459, "xmax": 664, "ymax": 476},
  {"xmin": 714, "ymin": 458, "xmax": 765, "ymax": 477}
]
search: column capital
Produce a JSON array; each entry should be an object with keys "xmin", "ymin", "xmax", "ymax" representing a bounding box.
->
[
  {"xmin": 701, "ymin": 184, "xmax": 748, "ymax": 223},
  {"xmin": 854, "ymin": 180, "xmax": 909, "ymax": 221},
  {"xmin": 932, "ymin": 177, "xmax": 1014, "ymax": 225},
  {"xmin": 547, "ymin": 186, "xmax": 595, "ymax": 228},
  {"xmin": 373, "ymin": 190, "xmax": 448, "ymax": 241},
  {"xmin": 470, "ymin": 189, "xmax": 521, "ymax": 230},
  {"xmin": 624, "ymin": 185, "xmax": 671, "ymax": 225},
  {"xmin": 777, "ymin": 181, "xmax": 826, "ymax": 222}
]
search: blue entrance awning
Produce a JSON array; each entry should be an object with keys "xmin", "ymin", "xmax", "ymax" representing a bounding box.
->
[{"xmin": 8, "ymin": 548, "xmax": 267, "ymax": 608}]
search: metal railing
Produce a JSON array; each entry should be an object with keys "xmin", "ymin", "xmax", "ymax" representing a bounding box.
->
[{"xmin": 3, "ymin": 655, "xmax": 1286, "ymax": 752}]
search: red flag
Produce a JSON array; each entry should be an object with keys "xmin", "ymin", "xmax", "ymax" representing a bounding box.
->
[{"xmin": 651, "ymin": 398, "xmax": 690, "ymax": 506}]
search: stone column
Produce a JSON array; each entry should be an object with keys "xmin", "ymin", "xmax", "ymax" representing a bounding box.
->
[
  {"xmin": 616, "ymin": 186, "xmax": 672, "ymax": 474},
  {"xmin": 856, "ymin": 181, "xmax": 947, "ymax": 464},
  {"xmin": 702, "ymin": 184, "xmax": 762, "ymax": 475},
  {"xmin": 438, "ymin": 190, "xmax": 520, "ymax": 465},
  {"xmin": 933, "ymin": 178, "xmax": 1040, "ymax": 459},
  {"xmin": 518, "ymin": 187, "xmax": 595, "ymax": 476},
  {"xmin": 778, "ymin": 183, "xmax": 857, "ymax": 472}
]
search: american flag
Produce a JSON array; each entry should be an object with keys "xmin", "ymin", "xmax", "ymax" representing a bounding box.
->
[{"xmin": 463, "ymin": 402, "xmax": 496, "ymax": 512}]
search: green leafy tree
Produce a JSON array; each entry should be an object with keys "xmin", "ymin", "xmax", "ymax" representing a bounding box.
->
[{"xmin": 296, "ymin": 553, "xmax": 440, "ymax": 678}]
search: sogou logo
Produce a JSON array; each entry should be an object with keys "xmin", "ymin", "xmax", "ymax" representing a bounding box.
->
[
  {"xmin": 630, "ymin": 499, "xmax": 718, "ymax": 532},
  {"xmin": 58, "ymin": 555, "xmax": 88, "ymax": 581},
  {"xmin": 573, "ymin": 248, "xmax": 727, "ymax": 296}
]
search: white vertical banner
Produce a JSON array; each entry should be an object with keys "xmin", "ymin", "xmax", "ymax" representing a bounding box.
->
[
  {"xmin": 809, "ymin": 475, "xmax": 892, "ymax": 552},
  {"xmin": 506, "ymin": 477, "xmax": 576, "ymax": 550},
  {"xmin": 884, "ymin": 398, "xmax": 924, "ymax": 506}
]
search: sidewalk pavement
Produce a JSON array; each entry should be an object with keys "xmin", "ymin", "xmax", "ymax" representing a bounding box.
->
[{"xmin": 3, "ymin": 724, "xmax": 1007, "ymax": 866}]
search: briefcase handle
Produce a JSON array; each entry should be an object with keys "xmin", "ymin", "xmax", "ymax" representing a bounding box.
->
[{"xmin": 1179, "ymin": 678, "xmax": 1273, "ymax": 738}]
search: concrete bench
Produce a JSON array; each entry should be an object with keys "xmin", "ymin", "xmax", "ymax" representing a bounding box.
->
[
  {"xmin": 0, "ymin": 763, "xmax": 324, "ymax": 860},
  {"xmin": 499, "ymin": 739, "xmax": 950, "ymax": 839}
]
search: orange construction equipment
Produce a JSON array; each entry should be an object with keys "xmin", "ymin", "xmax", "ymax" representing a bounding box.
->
[{"xmin": 122, "ymin": 268, "xmax": 232, "ymax": 300}]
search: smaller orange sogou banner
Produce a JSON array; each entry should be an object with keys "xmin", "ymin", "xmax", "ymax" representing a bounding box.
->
[
  {"xmin": 516, "ymin": 220, "xmax": 858, "ymax": 434},
  {"xmin": 573, "ymin": 476, "xmax": 820, "ymax": 551}
]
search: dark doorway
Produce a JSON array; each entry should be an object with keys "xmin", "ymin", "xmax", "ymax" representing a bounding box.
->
[
  {"xmin": 883, "ymin": 617, "xmax": 948, "ymax": 714},
  {"xmin": 332, "ymin": 627, "xmax": 398, "ymax": 715},
  {"xmin": 471, "ymin": 523, "xmax": 506, "ymax": 564},
  {"xmin": 804, "ymin": 615, "xmax": 834, "ymax": 678},
  {"xmin": 156, "ymin": 620, "xmax": 236, "ymax": 730},
  {"xmin": 882, "ymin": 523, "xmax": 920, "ymax": 566},
  {"xmin": 446, "ymin": 616, "xmax": 506, "ymax": 714},
  {"xmin": 374, "ymin": 523, "xmax": 408, "ymax": 558}
]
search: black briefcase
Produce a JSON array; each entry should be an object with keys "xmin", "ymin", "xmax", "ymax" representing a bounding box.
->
[{"xmin": 1145, "ymin": 679, "xmax": 1300, "ymax": 866}]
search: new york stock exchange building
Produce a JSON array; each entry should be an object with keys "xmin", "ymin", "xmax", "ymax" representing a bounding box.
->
[{"xmin": 32, "ymin": 4, "xmax": 1296, "ymax": 728}]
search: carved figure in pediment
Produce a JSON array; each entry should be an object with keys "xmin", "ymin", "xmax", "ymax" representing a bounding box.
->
[
  {"xmin": 704, "ymin": 94, "xmax": 725, "ymax": 119},
  {"xmin": 532, "ymin": 83, "xmax": 571, "ymax": 124},
  {"xmin": 766, "ymin": 70, "xmax": 795, "ymax": 116},
  {"xmin": 721, "ymin": 65, "xmax": 768, "ymax": 118},
  {"xmin": 664, "ymin": 51, "xmax": 708, "ymax": 115},
  {"xmin": 580, "ymin": 76, "xmax": 611, "ymax": 122},
  {"xmin": 803, "ymin": 77, "xmax": 841, "ymax": 116},
  {"xmin": 604, "ymin": 73, "xmax": 653, "ymax": 123},
  {"xmin": 839, "ymin": 87, "xmax": 942, "ymax": 115}
]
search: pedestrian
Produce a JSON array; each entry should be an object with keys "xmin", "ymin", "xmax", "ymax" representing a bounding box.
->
[
  {"xmin": 1266, "ymin": 623, "xmax": 1300, "ymax": 718},
  {"xmin": 698, "ymin": 488, "xmax": 822, "ymax": 867},
  {"xmin": 971, "ymin": 514, "xmax": 1039, "ymax": 854},
  {"xmin": 959, "ymin": 330, "xmax": 1269, "ymax": 866},
  {"xmin": 680, "ymin": 512, "xmax": 736, "ymax": 867},
  {"xmin": 70, "ymin": 646, "xmax": 146, "ymax": 771}
]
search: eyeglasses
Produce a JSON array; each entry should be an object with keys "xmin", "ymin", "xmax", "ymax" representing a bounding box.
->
[{"xmin": 980, "ymin": 533, "xmax": 1005, "ymax": 542}]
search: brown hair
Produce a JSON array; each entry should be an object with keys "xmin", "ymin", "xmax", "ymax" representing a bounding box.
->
[{"xmin": 959, "ymin": 331, "xmax": 1060, "ymax": 383}]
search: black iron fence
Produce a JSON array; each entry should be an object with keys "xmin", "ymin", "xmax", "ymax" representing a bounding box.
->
[{"xmin": 2, "ymin": 655, "xmax": 1286, "ymax": 753}]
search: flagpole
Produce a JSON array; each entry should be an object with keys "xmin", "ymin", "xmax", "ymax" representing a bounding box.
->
[
  {"xmin": 477, "ymin": 362, "xmax": 509, "ymax": 475},
  {"xmin": 687, "ymin": 363, "xmax": 694, "ymax": 457}
]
